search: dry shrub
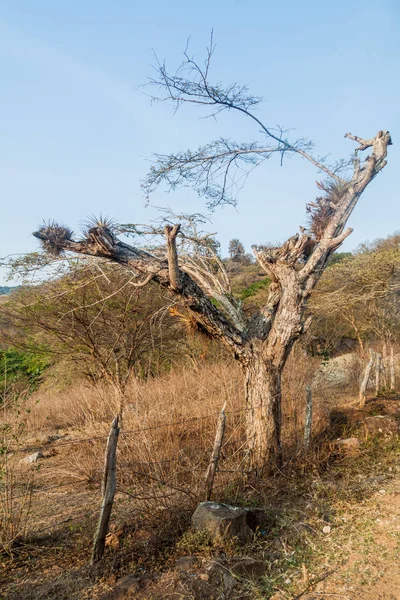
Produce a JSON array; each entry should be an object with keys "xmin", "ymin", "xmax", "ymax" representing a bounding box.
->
[{"xmin": 0, "ymin": 455, "xmax": 33, "ymax": 554}]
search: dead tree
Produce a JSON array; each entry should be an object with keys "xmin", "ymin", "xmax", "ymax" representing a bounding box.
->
[{"xmin": 33, "ymin": 41, "xmax": 392, "ymax": 474}]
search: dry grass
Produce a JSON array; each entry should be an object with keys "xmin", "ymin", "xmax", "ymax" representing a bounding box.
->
[
  {"xmin": 6, "ymin": 352, "xmax": 341, "ymax": 508},
  {"xmin": 3, "ymin": 350, "xmax": 400, "ymax": 599}
]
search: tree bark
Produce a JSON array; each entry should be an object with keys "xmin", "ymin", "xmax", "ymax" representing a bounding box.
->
[{"xmin": 243, "ymin": 352, "xmax": 283, "ymax": 473}]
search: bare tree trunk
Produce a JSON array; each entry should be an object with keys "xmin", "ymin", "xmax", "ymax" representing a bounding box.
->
[
  {"xmin": 244, "ymin": 354, "xmax": 283, "ymax": 473},
  {"xmin": 390, "ymin": 345, "xmax": 395, "ymax": 391},
  {"xmin": 375, "ymin": 352, "xmax": 382, "ymax": 396},
  {"xmin": 359, "ymin": 349, "xmax": 375, "ymax": 407}
]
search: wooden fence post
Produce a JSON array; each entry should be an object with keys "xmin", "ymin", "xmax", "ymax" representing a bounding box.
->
[
  {"xmin": 205, "ymin": 402, "xmax": 226, "ymax": 501},
  {"xmin": 92, "ymin": 414, "xmax": 120, "ymax": 564},
  {"xmin": 359, "ymin": 349, "xmax": 375, "ymax": 407},
  {"xmin": 375, "ymin": 352, "xmax": 382, "ymax": 396},
  {"xmin": 390, "ymin": 345, "xmax": 396, "ymax": 392},
  {"xmin": 304, "ymin": 386, "xmax": 312, "ymax": 451}
]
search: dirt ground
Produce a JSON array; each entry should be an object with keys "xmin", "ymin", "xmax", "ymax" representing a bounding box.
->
[{"xmin": 2, "ymin": 397, "xmax": 400, "ymax": 599}]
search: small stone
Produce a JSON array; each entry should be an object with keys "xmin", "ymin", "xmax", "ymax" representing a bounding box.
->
[
  {"xmin": 284, "ymin": 577, "xmax": 291, "ymax": 584},
  {"xmin": 99, "ymin": 575, "xmax": 139, "ymax": 599},
  {"xmin": 379, "ymin": 489, "xmax": 387, "ymax": 495},
  {"xmin": 290, "ymin": 522, "xmax": 316, "ymax": 540},
  {"xmin": 231, "ymin": 558, "xmax": 267, "ymax": 579},
  {"xmin": 21, "ymin": 451, "xmax": 43, "ymax": 464},
  {"xmin": 199, "ymin": 573, "xmax": 209, "ymax": 581},
  {"xmin": 322, "ymin": 525, "xmax": 331, "ymax": 534},
  {"xmin": 175, "ymin": 555, "xmax": 198, "ymax": 572},
  {"xmin": 334, "ymin": 438, "xmax": 361, "ymax": 455}
]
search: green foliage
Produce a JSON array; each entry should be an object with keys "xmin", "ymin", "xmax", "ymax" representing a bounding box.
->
[
  {"xmin": 0, "ymin": 347, "xmax": 49, "ymax": 391},
  {"xmin": 327, "ymin": 251, "xmax": 352, "ymax": 266},
  {"xmin": 239, "ymin": 278, "xmax": 270, "ymax": 300}
]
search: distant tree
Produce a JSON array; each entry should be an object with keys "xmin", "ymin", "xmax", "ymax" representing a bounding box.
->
[
  {"xmin": 229, "ymin": 238, "xmax": 245, "ymax": 261},
  {"xmin": 32, "ymin": 38, "xmax": 392, "ymax": 473},
  {"xmin": 311, "ymin": 240, "xmax": 400, "ymax": 353}
]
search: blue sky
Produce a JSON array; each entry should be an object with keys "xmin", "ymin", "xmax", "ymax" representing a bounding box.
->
[{"xmin": 1, "ymin": 0, "xmax": 399, "ymax": 283}]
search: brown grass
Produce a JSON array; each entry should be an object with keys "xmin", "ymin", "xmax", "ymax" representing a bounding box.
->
[
  {"xmin": 7, "ymin": 351, "xmax": 342, "ymax": 505},
  {"xmin": 3, "ymin": 350, "xmax": 400, "ymax": 599}
]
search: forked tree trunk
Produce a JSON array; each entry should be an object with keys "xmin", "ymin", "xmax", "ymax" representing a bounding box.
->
[
  {"xmin": 33, "ymin": 130, "xmax": 392, "ymax": 475},
  {"xmin": 243, "ymin": 353, "xmax": 283, "ymax": 473}
]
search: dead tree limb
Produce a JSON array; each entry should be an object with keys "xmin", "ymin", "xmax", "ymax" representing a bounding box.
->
[
  {"xmin": 164, "ymin": 224, "xmax": 182, "ymax": 291},
  {"xmin": 92, "ymin": 414, "xmax": 120, "ymax": 564}
]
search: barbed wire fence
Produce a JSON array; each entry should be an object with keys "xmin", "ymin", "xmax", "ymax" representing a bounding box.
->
[{"xmin": 2, "ymin": 390, "xmax": 317, "ymax": 563}]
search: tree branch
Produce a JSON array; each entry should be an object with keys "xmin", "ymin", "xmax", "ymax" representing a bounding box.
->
[{"xmin": 33, "ymin": 223, "xmax": 247, "ymax": 357}]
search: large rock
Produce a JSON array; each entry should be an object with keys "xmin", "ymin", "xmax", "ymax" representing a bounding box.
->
[
  {"xmin": 192, "ymin": 502, "xmax": 253, "ymax": 543},
  {"xmin": 312, "ymin": 353, "xmax": 361, "ymax": 389}
]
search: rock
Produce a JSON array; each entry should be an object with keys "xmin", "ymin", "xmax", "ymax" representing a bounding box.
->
[
  {"xmin": 206, "ymin": 560, "xmax": 237, "ymax": 594},
  {"xmin": 334, "ymin": 437, "xmax": 361, "ymax": 455},
  {"xmin": 379, "ymin": 489, "xmax": 387, "ymax": 495},
  {"xmin": 188, "ymin": 576, "xmax": 218, "ymax": 599},
  {"xmin": 46, "ymin": 434, "xmax": 65, "ymax": 443},
  {"xmin": 100, "ymin": 575, "xmax": 140, "ymax": 599},
  {"xmin": 175, "ymin": 555, "xmax": 198, "ymax": 572},
  {"xmin": 192, "ymin": 502, "xmax": 253, "ymax": 543},
  {"xmin": 231, "ymin": 557, "xmax": 267, "ymax": 579},
  {"xmin": 362, "ymin": 415, "xmax": 399, "ymax": 436},
  {"xmin": 21, "ymin": 451, "xmax": 43, "ymax": 464},
  {"xmin": 289, "ymin": 522, "xmax": 316, "ymax": 540},
  {"xmin": 312, "ymin": 353, "xmax": 361, "ymax": 389},
  {"xmin": 322, "ymin": 525, "xmax": 331, "ymax": 534}
]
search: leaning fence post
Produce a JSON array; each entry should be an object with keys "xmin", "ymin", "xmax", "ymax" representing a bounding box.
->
[
  {"xmin": 390, "ymin": 345, "xmax": 396, "ymax": 392},
  {"xmin": 205, "ymin": 402, "xmax": 226, "ymax": 501},
  {"xmin": 359, "ymin": 349, "xmax": 375, "ymax": 407},
  {"xmin": 304, "ymin": 386, "xmax": 313, "ymax": 451},
  {"xmin": 375, "ymin": 352, "xmax": 382, "ymax": 396},
  {"xmin": 92, "ymin": 414, "xmax": 120, "ymax": 564}
]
